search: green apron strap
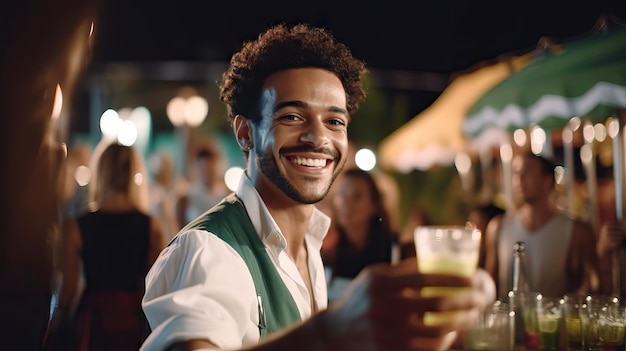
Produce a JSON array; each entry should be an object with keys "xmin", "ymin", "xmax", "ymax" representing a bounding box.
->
[{"xmin": 183, "ymin": 194, "xmax": 301, "ymax": 337}]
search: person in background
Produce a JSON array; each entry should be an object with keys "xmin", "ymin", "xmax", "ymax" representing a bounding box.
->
[
  {"xmin": 318, "ymin": 142, "xmax": 402, "ymax": 260},
  {"xmin": 148, "ymin": 150, "xmax": 188, "ymax": 241},
  {"xmin": 467, "ymin": 202, "xmax": 505, "ymax": 269},
  {"xmin": 49, "ymin": 142, "xmax": 166, "ymax": 351},
  {"xmin": 322, "ymin": 168, "xmax": 398, "ymax": 303},
  {"xmin": 593, "ymin": 161, "xmax": 626, "ymax": 297},
  {"xmin": 399, "ymin": 204, "xmax": 434, "ymax": 258},
  {"xmin": 140, "ymin": 23, "xmax": 496, "ymax": 351},
  {"xmin": 316, "ymin": 140, "xmax": 357, "ymax": 254},
  {"xmin": 484, "ymin": 151, "xmax": 599, "ymax": 299},
  {"xmin": 597, "ymin": 221, "xmax": 626, "ymax": 297},
  {"xmin": 175, "ymin": 139, "xmax": 230, "ymax": 229}
]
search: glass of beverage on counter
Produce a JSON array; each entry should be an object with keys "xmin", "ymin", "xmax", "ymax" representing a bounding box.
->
[
  {"xmin": 522, "ymin": 292, "xmax": 541, "ymax": 350},
  {"xmin": 414, "ymin": 225, "xmax": 481, "ymax": 326},
  {"xmin": 562, "ymin": 294, "xmax": 584, "ymax": 351},
  {"xmin": 581, "ymin": 295, "xmax": 620, "ymax": 351},
  {"xmin": 598, "ymin": 305, "xmax": 625, "ymax": 351},
  {"xmin": 535, "ymin": 295, "xmax": 563, "ymax": 351},
  {"xmin": 463, "ymin": 300, "xmax": 514, "ymax": 351}
]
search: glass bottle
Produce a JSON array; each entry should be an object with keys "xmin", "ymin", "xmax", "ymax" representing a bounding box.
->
[{"xmin": 510, "ymin": 241, "xmax": 530, "ymax": 349}]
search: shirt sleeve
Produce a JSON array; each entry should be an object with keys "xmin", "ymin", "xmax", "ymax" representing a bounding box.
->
[{"xmin": 140, "ymin": 230, "xmax": 260, "ymax": 351}]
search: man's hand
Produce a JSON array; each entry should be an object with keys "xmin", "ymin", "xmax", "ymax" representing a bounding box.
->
[{"xmin": 320, "ymin": 257, "xmax": 496, "ymax": 351}]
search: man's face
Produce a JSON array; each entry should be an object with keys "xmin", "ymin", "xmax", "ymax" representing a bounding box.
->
[
  {"xmin": 247, "ymin": 68, "xmax": 350, "ymax": 205},
  {"xmin": 512, "ymin": 155, "xmax": 550, "ymax": 205}
]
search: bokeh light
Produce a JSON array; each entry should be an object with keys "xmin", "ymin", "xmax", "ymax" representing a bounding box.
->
[
  {"xmin": 166, "ymin": 94, "xmax": 209, "ymax": 127},
  {"xmin": 117, "ymin": 119, "xmax": 138, "ymax": 146},
  {"xmin": 608, "ymin": 117, "xmax": 619, "ymax": 139},
  {"xmin": 51, "ymin": 84, "xmax": 63, "ymax": 120},
  {"xmin": 454, "ymin": 152, "xmax": 471, "ymax": 174},
  {"xmin": 354, "ymin": 148, "xmax": 376, "ymax": 171},
  {"xmin": 100, "ymin": 109, "xmax": 121, "ymax": 139},
  {"xmin": 583, "ymin": 123, "xmax": 595, "ymax": 143},
  {"xmin": 225, "ymin": 167, "xmax": 244, "ymax": 191},
  {"xmin": 513, "ymin": 129, "xmax": 527, "ymax": 147},
  {"xmin": 500, "ymin": 143, "xmax": 513, "ymax": 163},
  {"xmin": 594, "ymin": 123, "xmax": 606, "ymax": 142},
  {"xmin": 134, "ymin": 172, "xmax": 144, "ymax": 186},
  {"xmin": 75, "ymin": 165, "xmax": 91, "ymax": 186}
]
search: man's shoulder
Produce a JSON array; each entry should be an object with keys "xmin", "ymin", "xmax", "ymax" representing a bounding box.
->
[
  {"xmin": 183, "ymin": 194, "xmax": 245, "ymax": 231},
  {"xmin": 556, "ymin": 211, "xmax": 592, "ymax": 230},
  {"xmin": 565, "ymin": 213, "xmax": 595, "ymax": 243}
]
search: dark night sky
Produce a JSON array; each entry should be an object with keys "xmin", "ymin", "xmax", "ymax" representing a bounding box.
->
[
  {"xmin": 75, "ymin": 0, "xmax": 626, "ymax": 136},
  {"xmin": 92, "ymin": 0, "xmax": 626, "ymax": 73}
]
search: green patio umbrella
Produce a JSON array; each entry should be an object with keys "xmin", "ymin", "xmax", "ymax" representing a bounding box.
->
[
  {"xmin": 464, "ymin": 25, "xmax": 626, "ymax": 137},
  {"xmin": 464, "ymin": 24, "xmax": 626, "ymax": 215},
  {"xmin": 464, "ymin": 23, "xmax": 626, "ymax": 298}
]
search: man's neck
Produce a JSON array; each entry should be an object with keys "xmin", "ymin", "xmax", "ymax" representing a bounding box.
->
[
  {"xmin": 518, "ymin": 202, "xmax": 556, "ymax": 231},
  {"xmin": 268, "ymin": 204, "xmax": 314, "ymax": 261}
]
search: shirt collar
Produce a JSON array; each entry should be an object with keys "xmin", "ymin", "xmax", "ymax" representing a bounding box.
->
[{"xmin": 235, "ymin": 173, "xmax": 330, "ymax": 253}]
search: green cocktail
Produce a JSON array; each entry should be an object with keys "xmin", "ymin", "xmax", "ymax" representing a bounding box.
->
[
  {"xmin": 599, "ymin": 321, "xmax": 625, "ymax": 351},
  {"xmin": 418, "ymin": 256, "xmax": 477, "ymax": 326},
  {"xmin": 564, "ymin": 317, "xmax": 582, "ymax": 351},
  {"xmin": 414, "ymin": 226, "xmax": 481, "ymax": 327},
  {"xmin": 538, "ymin": 316, "xmax": 560, "ymax": 351}
]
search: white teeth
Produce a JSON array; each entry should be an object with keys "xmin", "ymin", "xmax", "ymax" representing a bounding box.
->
[{"xmin": 292, "ymin": 157, "xmax": 326, "ymax": 167}]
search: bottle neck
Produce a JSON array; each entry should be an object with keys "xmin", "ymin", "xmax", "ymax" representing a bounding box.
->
[{"xmin": 512, "ymin": 250, "xmax": 528, "ymax": 293}]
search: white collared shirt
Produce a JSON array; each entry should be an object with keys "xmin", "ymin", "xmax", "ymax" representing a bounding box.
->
[{"xmin": 140, "ymin": 174, "xmax": 330, "ymax": 351}]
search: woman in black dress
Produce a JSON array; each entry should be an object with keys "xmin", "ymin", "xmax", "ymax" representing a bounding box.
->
[{"xmin": 50, "ymin": 142, "xmax": 166, "ymax": 351}]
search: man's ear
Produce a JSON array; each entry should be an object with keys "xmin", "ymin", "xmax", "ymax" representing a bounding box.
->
[{"xmin": 234, "ymin": 115, "xmax": 252, "ymax": 151}]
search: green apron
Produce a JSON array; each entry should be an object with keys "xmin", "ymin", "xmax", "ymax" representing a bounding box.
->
[{"xmin": 182, "ymin": 193, "xmax": 301, "ymax": 338}]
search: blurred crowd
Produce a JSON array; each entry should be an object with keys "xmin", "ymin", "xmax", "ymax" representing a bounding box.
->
[{"xmin": 28, "ymin": 124, "xmax": 626, "ymax": 351}]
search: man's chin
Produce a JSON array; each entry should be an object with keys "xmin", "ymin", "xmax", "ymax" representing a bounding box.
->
[{"xmin": 297, "ymin": 195, "xmax": 326, "ymax": 205}]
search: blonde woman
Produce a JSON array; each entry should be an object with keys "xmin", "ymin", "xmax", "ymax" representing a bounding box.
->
[{"xmin": 49, "ymin": 142, "xmax": 166, "ymax": 351}]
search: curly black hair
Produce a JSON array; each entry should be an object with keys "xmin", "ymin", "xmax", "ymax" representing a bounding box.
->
[{"xmin": 218, "ymin": 23, "xmax": 368, "ymax": 126}]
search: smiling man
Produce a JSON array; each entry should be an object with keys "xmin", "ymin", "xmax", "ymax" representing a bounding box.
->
[{"xmin": 141, "ymin": 23, "xmax": 496, "ymax": 351}]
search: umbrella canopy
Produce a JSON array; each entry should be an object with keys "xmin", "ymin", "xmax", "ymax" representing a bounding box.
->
[
  {"xmin": 463, "ymin": 22, "xmax": 626, "ymax": 298},
  {"xmin": 464, "ymin": 25, "xmax": 626, "ymax": 137},
  {"xmin": 378, "ymin": 53, "xmax": 533, "ymax": 172}
]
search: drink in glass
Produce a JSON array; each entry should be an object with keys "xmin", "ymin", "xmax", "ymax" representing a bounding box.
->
[
  {"xmin": 598, "ymin": 306, "xmax": 625, "ymax": 351},
  {"xmin": 463, "ymin": 300, "xmax": 514, "ymax": 351},
  {"xmin": 536, "ymin": 296, "xmax": 563, "ymax": 351},
  {"xmin": 414, "ymin": 225, "xmax": 481, "ymax": 326},
  {"xmin": 562, "ymin": 294, "xmax": 583, "ymax": 351},
  {"xmin": 515, "ymin": 291, "xmax": 541, "ymax": 350},
  {"xmin": 565, "ymin": 316, "xmax": 582, "ymax": 351},
  {"xmin": 581, "ymin": 295, "xmax": 620, "ymax": 351}
]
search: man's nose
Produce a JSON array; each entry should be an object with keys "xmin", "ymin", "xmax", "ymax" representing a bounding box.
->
[{"xmin": 300, "ymin": 119, "xmax": 329, "ymax": 146}]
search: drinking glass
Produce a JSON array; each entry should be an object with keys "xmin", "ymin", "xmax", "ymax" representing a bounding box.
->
[
  {"xmin": 535, "ymin": 295, "xmax": 563, "ymax": 351},
  {"xmin": 414, "ymin": 225, "xmax": 481, "ymax": 326},
  {"xmin": 598, "ymin": 305, "xmax": 625, "ymax": 351},
  {"xmin": 463, "ymin": 300, "xmax": 514, "ymax": 351},
  {"xmin": 562, "ymin": 294, "xmax": 584, "ymax": 351},
  {"xmin": 581, "ymin": 295, "xmax": 620, "ymax": 351},
  {"xmin": 515, "ymin": 291, "xmax": 541, "ymax": 350}
]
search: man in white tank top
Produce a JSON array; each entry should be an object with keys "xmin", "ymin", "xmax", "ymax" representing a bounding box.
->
[{"xmin": 483, "ymin": 152, "xmax": 600, "ymax": 299}]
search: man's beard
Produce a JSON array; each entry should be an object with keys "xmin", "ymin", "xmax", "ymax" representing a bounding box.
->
[{"xmin": 256, "ymin": 146, "xmax": 343, "ymax": 204}]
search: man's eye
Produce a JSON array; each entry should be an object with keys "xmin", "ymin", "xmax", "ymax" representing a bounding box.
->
[
  {"xmin": 328, "ymin": 118, "xmax": 347, "ymax": 127},
  {"xmin": 279, "ymin": 114, "xmax": 300, "ymax": 121}
]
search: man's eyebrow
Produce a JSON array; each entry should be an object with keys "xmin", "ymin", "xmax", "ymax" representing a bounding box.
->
[{"xmin": 273, "ymin": 101, "xmax": 348, "ymax": 115}]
